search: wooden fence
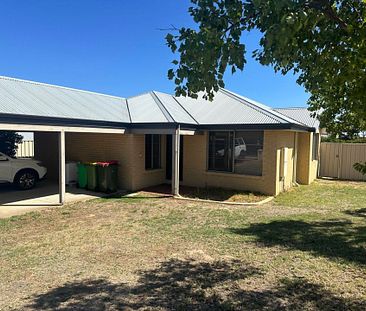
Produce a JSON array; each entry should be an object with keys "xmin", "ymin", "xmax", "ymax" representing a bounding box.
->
[
  {"xmin": 319, "ymin": 142, "xmax": 366, "ymax": 181},
  {"xmin": 16, "ymin": 140, "xmax": 34, "ymax": 158}
]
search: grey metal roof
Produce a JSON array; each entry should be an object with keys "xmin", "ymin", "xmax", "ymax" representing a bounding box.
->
[
  {"xmin": 0, "ymin": 76, "xmax": 130, "ymax": 124},
  {"xmin": 274, "ymin": 107, "xmax": 320, "ymax": 129},
  {"xmin": 127, "ymin": 92, "xmax": 168, "ymax": 123},
  {"xmin": 153, "ymin": 91, "xmax": 198, "ymax": 125},
  {"xmin": 0, "ymin": 76, "xmax": 314, "ymax": 130}
]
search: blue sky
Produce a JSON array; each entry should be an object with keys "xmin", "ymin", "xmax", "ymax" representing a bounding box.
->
[{"xmin": 0, "ymin": 1, "xmax": 308, "ymax": 108}]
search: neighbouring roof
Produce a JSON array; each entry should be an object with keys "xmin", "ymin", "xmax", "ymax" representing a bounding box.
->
[
  {"xmin": 274, "ymin": 107, "xmax": 320, "ymax": 129},
  {"xmin": 0, "ymin": 76, "xmax": 314, "ymax": 131}
]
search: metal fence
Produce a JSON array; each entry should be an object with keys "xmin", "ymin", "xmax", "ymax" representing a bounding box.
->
[
  {"xmin": 16, "ymin": 140, "xmax": 34, "ymax": 158},
  {"xmin": 320, "ymin": 142, "xmax": 366, "ymax": 181}
]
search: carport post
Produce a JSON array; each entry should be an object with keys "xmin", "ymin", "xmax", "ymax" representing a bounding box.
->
[
  {"xmin": 59, "ymin": 130, "xmax": 66, "ymax": 204},
  {"xmin": 171, "ymin": 125, "xmax": 180, "ymax": 196}
]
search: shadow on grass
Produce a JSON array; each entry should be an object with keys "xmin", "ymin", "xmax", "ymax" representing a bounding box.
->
[
  {"xmin": 344, "ymin": 208, "xmax": 366, "ymax": 218},
  {"xmin": 27, "ymin": 258, "xmax": 365, "ymax": 310},
  {"xmin": 229, "ymin": 219, "xmax": 366, "ymax": 266}
]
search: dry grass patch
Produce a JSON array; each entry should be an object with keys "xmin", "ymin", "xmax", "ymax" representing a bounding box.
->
[{"xmin": 0, "ymin": 180, "xmax": 365, "ymax": 310}]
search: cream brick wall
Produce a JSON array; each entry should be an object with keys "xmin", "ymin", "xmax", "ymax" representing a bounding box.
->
[
  {"xmin": 65, "ymin": 133, "xmax": 167, "ymax": 191},
  {"xmin": 65, "ymin": 133, "xmax": 135, "ymax": 190},
  {"xmin": 182, "ymin": 130, "xmax": 296, "ymax": 196},
  {"xmin": 127, "ymin": 134, "xmax": 167, "ymax": 191},
  {"xmin": 35, "ymin": 132, "xmax": 166, "ymax": 191},
  {"xmin": 296, "ymin": 132, "xmax": 318, "ymax": 185},
  {"xmin": 35, "ymin": 129, "xmax": 316, "ymax": 195}
]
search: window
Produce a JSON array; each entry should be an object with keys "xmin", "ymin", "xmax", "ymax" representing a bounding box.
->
[
  {"xmin": 145, "ymin": 134, "xmax": 161, "ymax": 170},
  {"xmin": 208, "ymin": 131, "xmax": 233, "ymax": 172},
  {"xmin": 234, "ymin": 131, "xmax": 263, "ymax": 176},
  {"xmin": 312, "ymin": 133, "xmax": 319, "ymax": 161},
  {"xmin": 208, "ymin": 131, "xmax": 263, "ymax": 176}
]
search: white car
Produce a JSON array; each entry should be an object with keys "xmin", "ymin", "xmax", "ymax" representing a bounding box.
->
[
  {"xmin": 217, "ymin": 137, "xmax": 247, "ymax": 159},
  {"xmin": 0, "ymin": 152, "xmax": 47, "ymax": 190}
]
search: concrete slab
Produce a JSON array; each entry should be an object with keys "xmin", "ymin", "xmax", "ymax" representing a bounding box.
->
[{"xmin": 0, "ymin": 180, "xmax": 105, "ymax": 218}]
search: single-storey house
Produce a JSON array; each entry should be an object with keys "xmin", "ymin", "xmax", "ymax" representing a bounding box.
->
[{"xmin": 0, "ymin": 76, "xmax": 320, "ymax": 203}]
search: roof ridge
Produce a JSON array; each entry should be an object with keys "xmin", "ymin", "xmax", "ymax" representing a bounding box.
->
[
  {"xmin": 125, "ymin": 98, "xmax": 132, "ymax": 123},
  {"xmin": 275, "ymin": 107, "xmax": 308, "ymax": 110},
  {"xmin": 219, "ymin": 89, "xmax": 286, "ymax": 124},
  {"xmin": 151, "ymin": 91, "xmax": 175, "ymax": 123},
  {"xmin": 0, "ymin": 75, "xmax": 125, "ymax": 100},
  {"xmin": 127, "ymin": 91, "xmax": 151, "ymax": 99},
  {"xmin": 171, "ymin": 96, "xmax": 199, "ymax": 125}
]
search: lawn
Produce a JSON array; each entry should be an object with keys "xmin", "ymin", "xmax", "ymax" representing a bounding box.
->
[{"xmin": 0, "ymin": 180, "xmax": 365, "ymax": 310}]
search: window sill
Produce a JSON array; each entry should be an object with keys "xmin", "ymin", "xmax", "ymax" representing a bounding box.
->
[
  {"xmin": 144, "ymin": 168, "xmax": 164, "ymax": 173},
  {"xmin": 205, "ymin": 170, "xmax": 263, "ymax": 179}
]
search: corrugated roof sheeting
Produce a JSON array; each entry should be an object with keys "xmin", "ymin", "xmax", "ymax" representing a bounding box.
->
[
  {"xmin": 153, "ymin": 91, "xmax": 198, "ymax": 125},
  {"xmin": 0, "ymin": 76, "xmax": 315, "ymax": 130},
  {"xmin": 274, "ymin": 107, "xmax": 320, "ymax": 128},
  {"xmin": 127, "ymin": 92, "xmax": 168, "ymax": 123},
  {"xmin": 222, "ymin": 89, "xmax": 303, "ymax": 125},
  {"xmin": 174, "ymin": 90, "xmax": 282, "ymax": 125},
  {"xmin": 0, "ymin": 76, "xmax": 130, "ymax": 123}
]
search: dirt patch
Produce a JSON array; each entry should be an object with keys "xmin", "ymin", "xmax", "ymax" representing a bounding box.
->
[{"xmin": 141, "ymin": 184, "xmax": 268, "ymax": 203}]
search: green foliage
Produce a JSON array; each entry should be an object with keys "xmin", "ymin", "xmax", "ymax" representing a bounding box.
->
[
  {"xmin": 322, "ymin": 136, "xmax": 366, "ymax": 143},
  {"xmin": 321, "ymin": 136, "xmax": 366, "ymax": 143},
  {"xmin": 353, "ymin": 162, "xmax": 366, "ymax": 175},
  {"xmin": 166, "ymin": 0, "xmax": 366, "ymax": 130},
  {"xmin": 0, "ymin": 131, "xmax": 23, "ymax": 157}
]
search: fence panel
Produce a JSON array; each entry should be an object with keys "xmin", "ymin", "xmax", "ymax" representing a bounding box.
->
[
  {"xmin": 320, "ymin": 142, "xmax": 366, "ymax": 181},
  {"xmin": 16, "ymin": 140, "xmax": 34, "ymax": 158}
]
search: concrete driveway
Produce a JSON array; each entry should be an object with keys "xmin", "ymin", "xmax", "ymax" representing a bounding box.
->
[{"xmin": 0, "ymin": 180, "xmax": 105, "ymax": 218}]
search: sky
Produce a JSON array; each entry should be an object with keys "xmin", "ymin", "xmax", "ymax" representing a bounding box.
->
[{"xmin": 0, "ymin": 0, "xmax": 309, "ymax": 110}]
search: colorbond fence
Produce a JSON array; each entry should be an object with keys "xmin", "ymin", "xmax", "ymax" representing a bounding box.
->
[
  {"xmin": 320, "ymin": 142, "xmax": 366, "ymax": 181},
  {"xmin": 16, "ymin": 140, "xmax": 34, "ymax": 158}
]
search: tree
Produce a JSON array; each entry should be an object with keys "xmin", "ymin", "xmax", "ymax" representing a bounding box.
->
[
  {"xmin": 353, "ymin": 161, "xmax": 366, "ymax": 175},
  {"xmin": 0, "ymin": 131, "xmax": 23, "ymax": 157},
  {"xmin": 166, "ymin": 0, "xmax": 366, "ymax": 131}
]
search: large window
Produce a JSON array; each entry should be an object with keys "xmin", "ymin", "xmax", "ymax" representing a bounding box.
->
[
  {"xmin": 208, "ymin": 131, "xmax": 263, "ymax": 176},
  {"xmin": 145, "ymin": 134, "xmax": 161, "ymax": 170}
]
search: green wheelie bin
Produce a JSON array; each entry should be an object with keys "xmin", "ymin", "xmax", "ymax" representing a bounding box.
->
[
  {"xmin": 96, "ymin": 163, "xmax": 108, "ymax": 192},
  {"xmin": 77, "ymin": 163, "xmax": 88, "ymax": 189},
  {"xmin": 96, "ymin": 161, "xmax": 118, "ymax": 193},
  {"xmin": 86, "ymin": 162, "xmax": 98, "ymax": 191},
  {"xmin": 106, "ymin": 161, "xmax": 118, "ymax": 193}
]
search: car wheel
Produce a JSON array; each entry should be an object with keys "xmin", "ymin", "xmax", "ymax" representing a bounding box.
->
[{"xmin": 15, "ymin": 170, "xmax": 37, "ymax": 190}]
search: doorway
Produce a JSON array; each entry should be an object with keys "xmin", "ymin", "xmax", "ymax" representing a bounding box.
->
[{"xmin": 166, "ymin": 135, "xmax": 184, "ymax": 181}]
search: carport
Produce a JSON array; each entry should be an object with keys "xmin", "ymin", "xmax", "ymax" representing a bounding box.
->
[
  {"xmin": 0, "ymin": 76, "xmax": 130, "ymax": 209},
  {"xmin": 0, "ymin": 123, "xmax": 125, "ymax": 206}
]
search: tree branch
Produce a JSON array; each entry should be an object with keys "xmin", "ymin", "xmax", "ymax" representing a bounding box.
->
[{"xmin": 306, "ymin": 0, "xmax": 348, "ymax": 30}]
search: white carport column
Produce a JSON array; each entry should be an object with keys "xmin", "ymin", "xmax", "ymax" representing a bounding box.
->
[
  {"xmin": 59, "ymin": 130, "xmax": 66, "ymax": 204},
  {"xmin": 171, "ymin": 125, "xmax": 180, "ymax": 196}
]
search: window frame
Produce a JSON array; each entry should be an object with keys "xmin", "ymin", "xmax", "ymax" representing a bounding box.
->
[
  {"xmin": 207, "ymin": 131, "xmax": 234, "ymax": 172},
  {"xmin": 312, "ymin": 133, "xmax": 320, "ymax": 161},
  {"xmin": 145, "ymin": 134, "xmax": 161, "ymax": 170},
  {"xmin": 207, "ymin": 130, "xmax": 264, "ymax": 176}
]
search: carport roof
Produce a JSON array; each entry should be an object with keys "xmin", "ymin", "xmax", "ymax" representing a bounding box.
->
[
  {"xmin": 0, "ymin": 76, "xmax": 314, "ymax": 131},
  {"xmin": 0, "ymin": 76, "xmax": 130, "ymax": 124}
]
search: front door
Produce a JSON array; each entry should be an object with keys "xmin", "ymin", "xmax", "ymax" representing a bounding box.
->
[{"xmin": 166, "ymin": 135, "xmax": 184, "ymax": 181}]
